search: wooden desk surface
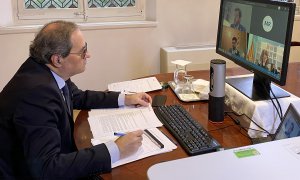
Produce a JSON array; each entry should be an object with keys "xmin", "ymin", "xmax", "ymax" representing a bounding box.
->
[{"xmin": 74, "ymin": 62, "xmax": 300, "ymax": 180}]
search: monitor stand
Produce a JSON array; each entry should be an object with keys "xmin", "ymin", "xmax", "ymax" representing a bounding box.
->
[{"xmin": 226, "ymin": 74, "xmax": 290, "ymax": 101}]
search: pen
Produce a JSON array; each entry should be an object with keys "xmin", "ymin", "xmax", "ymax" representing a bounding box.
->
[
  {"xmin": 114, "ymin": 132, "xmax": 126, "ymax": 137},
  {"xmin": 144, "ymin": 129, "xmax": 164, "ymax": 149}
]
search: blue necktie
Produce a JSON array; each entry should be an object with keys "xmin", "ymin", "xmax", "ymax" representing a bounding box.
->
[{"xmin": 62, "ymin": 84, "xmax": 71, "ymax": 113}]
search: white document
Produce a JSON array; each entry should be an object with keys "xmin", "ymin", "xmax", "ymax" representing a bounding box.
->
[
  {"xmin": 88, "ymin": 106, "xmax": 176, "ymax": 168},
  {"xmin": 91, "ymin": 128, "xmax": 177, "ymax": 168},
  {"xmin": 107, "ymin": 77, "xmax": 162, "ymax": 93},
  {"xmin": 88, "ymin": 106, "xmax": 163, "ymax": 139}
]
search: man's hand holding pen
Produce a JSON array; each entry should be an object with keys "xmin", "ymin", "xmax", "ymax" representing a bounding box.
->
[
  {"xmin": 114, "ymin": 129, "xmax": 164, "ymax": 159},
  {"xmin": 115, "ymin": 130, "xmax": 144, "ymax": 159}
]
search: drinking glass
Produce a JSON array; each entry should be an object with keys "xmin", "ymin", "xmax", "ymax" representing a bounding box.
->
[
  {"xmin": 182, "ymin": 75, "xmax": 194, "ymax": 94},
  {"xmin": 174, "ymin": 64, "xmax": 187, "ymax": 87}
]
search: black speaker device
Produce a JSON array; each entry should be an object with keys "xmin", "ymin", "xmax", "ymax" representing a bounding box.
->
[{"xmin": 209, "ymin": 59, "xmax": 226, "ymax": 123}]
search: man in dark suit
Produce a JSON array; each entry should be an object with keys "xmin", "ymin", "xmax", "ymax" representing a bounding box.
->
[
  {"xmin": 228, "ymin": 36, "xmax": 240, "ymax": 56},
  {"xmin": 0, "ymin": 21, "xmax": 152, "ymax": 179},
  {"xmin": 230, "ymin": 8, "xmax": 246, "ymax": 32}
]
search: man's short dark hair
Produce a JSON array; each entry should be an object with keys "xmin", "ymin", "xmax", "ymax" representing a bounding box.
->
[
  {"xmin": 30, "ymin": 20, "xmax": 78, "ymax": 64},
  {"xmin": 232, "ymin": 37, "xmax": 238, "ymax": 42},
  {"xmin": 235, "ymin": 8, "xmax": 242, "ymax": 18}
]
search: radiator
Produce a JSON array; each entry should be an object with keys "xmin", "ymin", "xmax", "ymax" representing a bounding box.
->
[{"xmin": 160, "ymin": 45, "xmax": 237, "ymax": 73}]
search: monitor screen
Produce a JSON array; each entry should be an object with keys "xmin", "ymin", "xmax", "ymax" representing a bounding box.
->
[{"xmin": 216, "ymin": 0, "xmax": 296, "ymax": 100}]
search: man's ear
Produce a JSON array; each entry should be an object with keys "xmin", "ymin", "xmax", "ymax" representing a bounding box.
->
[{"xmin": 50, "ymin": 54, "xmax": 62, "ymax": 67}]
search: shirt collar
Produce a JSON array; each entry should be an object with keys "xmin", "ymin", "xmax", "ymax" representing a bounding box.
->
[{"xmin": 51, "ymin": 71, "xmax": 65, "ymax": 89}]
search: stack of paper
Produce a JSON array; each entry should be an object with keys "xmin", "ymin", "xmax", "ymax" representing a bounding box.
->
[
  {"xmin": 88, "ymin": 106, "xmax": 177, "ymax": 168},
  {"xmin": 88, "ymin": 106, "xmax": 163, "ymax": 138},
  {"xmin": 108, "ymin": 77, "xmax": 162, "ymax": 93}
]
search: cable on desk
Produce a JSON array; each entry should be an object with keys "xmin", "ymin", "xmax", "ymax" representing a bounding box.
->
[
  {"xmin": 225, "ymin": 111, "xmax": 271, "ymax": 135},
  {"xmin": 207, "ymin": 124, "xmax": 235, "ymax": 132},
  {"xmin": 226, "ymin": 113, "xmax": 257, "ymax": 132},
  {"xmin": 225, "ymin": 113, "xmax": 255, "ymax": 144},
  {"xmin": 238, "ymin": 126, "xmax": 253, "ymax": 141}
]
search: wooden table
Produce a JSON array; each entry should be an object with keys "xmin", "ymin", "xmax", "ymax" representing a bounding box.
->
[{"xmin": 74, "ymin": 62, "xmax": 300, "ymax": 179}]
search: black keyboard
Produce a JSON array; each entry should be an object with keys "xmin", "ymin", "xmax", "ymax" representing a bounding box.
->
[{"xmin": 154, "ymin": 104, "xmax": 221, "ymax": 156}]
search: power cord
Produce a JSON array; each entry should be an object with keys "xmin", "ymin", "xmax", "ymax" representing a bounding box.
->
[
  {"xmin": 207, "ymin": 124, "xmax": 235, "ymax": 132},
  {"xmin": 269, "ymin": 85, "xmax": 283, "ymax": 120},
  {"xmin": 259, "ymin": 76, "xmax": 283, "ymax": 121},
  {"xmin": 225, "ymin": 111, "xmax": 271, "ymax": 135},
  {"xmin": 237, "ymin": 125, "xmax": 254, "ymax": 144},
  {"xmin": 224, "ymin": 113, "xmax": 254, "ymax": 143}
]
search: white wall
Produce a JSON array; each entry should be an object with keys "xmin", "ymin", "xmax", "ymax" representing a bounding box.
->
[
  {"xmin": 0, "ymin": 0, "xmax": 299, "ymax": 91},
  {"xmin": 0, "ymin": 0, "xmax": 12, "ymax": 26},
  {"xmin": 290, "ymin": 21, "xmax": 300, "ymax": 62}
]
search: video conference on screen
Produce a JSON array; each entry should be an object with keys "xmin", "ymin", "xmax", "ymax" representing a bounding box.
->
[{"xmin": 218, "ymin": 1, "xmax": 290, "ymax": 81}]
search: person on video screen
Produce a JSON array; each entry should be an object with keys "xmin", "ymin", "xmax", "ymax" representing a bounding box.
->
[
  {"xmin": 284, "ymin": 121, "xmax": 294, "ymax": 138},
  {"xmin": 230, "ymin": 8, "xmax": 246, "ymax": 32},
  {"xmin": 228, "ymin": 37, "xmax": 240, "ymax": 56},
  {"xmin": 270, "ymin": 63, "xmax": 279, "ymax": 74},
  {"xmin": 258, "ymin": 49, "xmax": 270, "ymax": 70}
]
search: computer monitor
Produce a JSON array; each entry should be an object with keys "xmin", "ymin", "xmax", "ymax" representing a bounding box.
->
[{"xmin": 216, "ymin": 0, "xmax": 296, "ymax": 100}]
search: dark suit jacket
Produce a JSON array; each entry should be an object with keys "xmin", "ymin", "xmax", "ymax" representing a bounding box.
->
[{"xmin": 0, "ymin": 57, "xmax": 120, "ymax": 179}]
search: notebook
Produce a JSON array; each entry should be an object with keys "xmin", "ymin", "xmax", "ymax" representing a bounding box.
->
[{"xmin": 252, "ymin": 103, "xmax": 300, "ymax": 143}]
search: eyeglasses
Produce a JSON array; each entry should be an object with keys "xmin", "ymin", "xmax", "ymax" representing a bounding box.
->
[{"xmin": 69, "ymin": 42, "xmax": 88, "ymax": 59}]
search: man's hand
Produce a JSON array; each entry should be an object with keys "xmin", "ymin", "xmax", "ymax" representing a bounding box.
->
[
  {"xmin": 115, "ymin": 130, "xmax": 143, "ymax": 159},
  {"xmin": 125, "ymin": 92, "xmax": 152, "ymax": 107}
]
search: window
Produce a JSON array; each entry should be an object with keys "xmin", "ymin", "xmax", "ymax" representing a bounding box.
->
[{"xmin": 14, "ymin": 0, "xmax": 145, "ymax": 24}]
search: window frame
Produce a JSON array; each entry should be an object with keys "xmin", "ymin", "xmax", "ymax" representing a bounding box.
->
[
  {"xmin": 15, "ymin": 0, "xmax": 84, "ymax": 20},
  {"xmin": 86, "ymin": 0, "xmax": 145, "ymax": 22},
  {"xmin": 13, "ymin": 0, "xmax": 145, "ymax": 24}
]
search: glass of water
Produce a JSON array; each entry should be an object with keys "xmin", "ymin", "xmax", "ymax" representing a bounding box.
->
[
  {"xmin": 182, "ymin": 75, "xmax": 194, "ymax": 94},
  {"xmin": 174, "ymin": 64, "xmax": 187, "ymax": 87}
]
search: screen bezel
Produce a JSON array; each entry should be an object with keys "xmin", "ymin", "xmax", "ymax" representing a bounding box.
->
[{"xmin": 216, "ymin": 0, "xmax": 296, "ymax": 86}]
